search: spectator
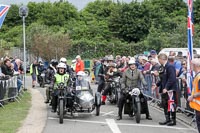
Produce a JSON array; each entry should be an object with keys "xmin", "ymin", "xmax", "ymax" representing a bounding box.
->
[
  {"xmin": 157, "ymin": 53, "xmax": 177, "ymax": 126},
  {"xmin": 0, "ymin": 60, "xmax": 5, "ymax": 76},
  {"xmin": 188, "ymin": 58, "xmax": 200, "ymax": 133},
  {"xmin": 75, "ymin": 55, "xmax": 84, "ymax": 73},
  {"xmin": 150, "ymin": 50, "xmax": 158, "ymax": 59},
  {"xmin": 149, "ymin": 58, "xmax": 160, "ymax": 99},
  {"xmin": 13, "ymin": 59, "xmax": 24, "ymax": 91},
  {"xmin": 175, "ymin": 51, "xmax": 184, "ymax": 62},
  {"xmin": 1, "ymin": 59, "xmax": 14, "ymax": 76},
  {"xmin": 168, "ymin": 56, "xmax": 182, "ymax": 77},
  {"xmin": 142, "ymin": 56, "xmax": 152, "ymax": 96},
  {"xmin": 30, "ymin": 60, "xmax": 39, "ymax": 88}
]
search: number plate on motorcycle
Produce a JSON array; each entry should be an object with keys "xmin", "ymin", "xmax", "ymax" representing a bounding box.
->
[{"xmin": 76, "ymin": 86, "xmax": 81, "ymax": 90}]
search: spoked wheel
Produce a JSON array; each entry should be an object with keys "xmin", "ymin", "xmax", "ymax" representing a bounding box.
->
[
  {"xmin": 96, "ymin": 105, "xmax": 100, "ymax": 116},
  {"xmin": 59, "ymin": 99, "xmax": 64, "ymax": 124},
  {"xmin": 135, "ymin": 102, "xmax": 141, "ymax": 123}
]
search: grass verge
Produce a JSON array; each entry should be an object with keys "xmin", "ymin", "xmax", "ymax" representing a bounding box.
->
[{"xmin": 0, "ymin": 91, "xmax": 31, "ymax": 133}]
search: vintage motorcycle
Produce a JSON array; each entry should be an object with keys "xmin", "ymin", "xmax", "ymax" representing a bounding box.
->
[
  {"xmin": 106, "ymin": 76, "xmax": 121, "ymax": 104},
  {"xmin": 38, "ymin": 70, "xmax": 48, "ymax": 88},
  {"xmin": 124, "ymin": 87, "xmax": 144, "ymax": 123},
  {"xmin": 56, "ymin": 77, "xmax": 101, "ymax": 124}
]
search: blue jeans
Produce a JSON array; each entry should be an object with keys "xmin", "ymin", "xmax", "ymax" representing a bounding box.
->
[{"xmin": 17, "ymin": 78, "xmax": 22, "ymax": 92}]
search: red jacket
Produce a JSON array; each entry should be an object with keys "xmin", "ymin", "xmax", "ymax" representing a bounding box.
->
[{"xmin": 75, "ymin": 60, "xmax": 85, "ymax": 73}]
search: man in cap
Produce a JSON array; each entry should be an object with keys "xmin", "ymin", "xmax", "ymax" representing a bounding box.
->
[{"xmin": 150, "ymin": 50, "xmax": 158, "ymax": 59}]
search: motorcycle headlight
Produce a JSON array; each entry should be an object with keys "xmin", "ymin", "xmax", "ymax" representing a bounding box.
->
[{"xmin": 131, "ymin": 88, "xmax": 140, "ymax": 96}]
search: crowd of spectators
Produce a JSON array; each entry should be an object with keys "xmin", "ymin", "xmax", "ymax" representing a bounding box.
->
[{"xmin": 92, "ymin": 49, "xmax": 200, "ymax": 113}]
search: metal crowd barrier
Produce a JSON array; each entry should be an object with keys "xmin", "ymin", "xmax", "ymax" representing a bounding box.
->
[
  {"xmin": 142, "ymin": 74, "xmax": 195, "ymax": 123},
  {"xmin": 0, "ymin": 74, "xmax": 25, "ymax": 108}
]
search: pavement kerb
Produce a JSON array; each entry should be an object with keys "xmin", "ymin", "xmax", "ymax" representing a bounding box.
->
[{"xmin": 16, "ymin": 88, "xmax": 47, "ymax": 133}]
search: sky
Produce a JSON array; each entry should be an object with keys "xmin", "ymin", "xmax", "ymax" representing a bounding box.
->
[{"xmin": 0, "ymin": 0, "xmax": 134, "ymax": 10}]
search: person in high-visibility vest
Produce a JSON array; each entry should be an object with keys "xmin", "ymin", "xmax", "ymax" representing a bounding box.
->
[
  {"xmin": 188, "ymin": 58, "xmax": 200, "ymax": 133},
  {"xmin": 30, "ymin": 60, "xmax": 39, "ymax": 88},
  {"xmin": 50, "ymin": 62, "xmax": 69, "ymax": 113}
]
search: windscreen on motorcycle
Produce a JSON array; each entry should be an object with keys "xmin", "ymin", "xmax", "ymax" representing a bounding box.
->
[{"xmin": 75, "ymin": 75, "xmax": 90, "ymax": 91}]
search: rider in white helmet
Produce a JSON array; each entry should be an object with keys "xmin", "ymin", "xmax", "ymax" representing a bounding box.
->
[
  {"xmin": 60, "ymin": 57, "xmax": 67, "ymax": 63},
  {"xmin": 76, "ymin": 71, "xmax": 90, "ymax": 88},
  {"xmin": 51, "ymin": 62, "xmax": 69, "ymax": 112},
  {"xmin": 117, "ymin": 59, "xmax": 152, "ymax": 120},
  {"xmin": 59, "ymin": 57, "xmax": 73, "ymax": 75}
]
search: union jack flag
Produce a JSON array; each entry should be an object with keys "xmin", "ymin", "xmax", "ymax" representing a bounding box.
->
[
  {"xmin": 187, "ymin": 0, "xmax": 194, "ymax": 95},
  {"xmin": 168, "ymin": 91, "xmax": 175, "ymax": 112},
  {"xmin": 0, "ymin": 5, "xmax": 10, "ymax": 29}
]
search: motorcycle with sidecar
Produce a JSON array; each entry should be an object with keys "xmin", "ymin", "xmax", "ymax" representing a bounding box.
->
[{"xmin": 56, "ymin": 77, "xmax": 101, "ymax": 124}]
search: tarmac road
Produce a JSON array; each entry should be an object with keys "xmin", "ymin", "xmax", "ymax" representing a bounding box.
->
[{"xmin": 35, "ymin": 82, "xmax": 198, "ymax": 133}]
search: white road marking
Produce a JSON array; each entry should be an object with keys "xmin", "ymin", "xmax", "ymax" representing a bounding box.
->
[
  {"xmin": 48, "ymin": 117, "xmax": 196, "ymax": 131},
  {"xmin": 106, "ymin": 119, "xmax": 122, "ymax": 133},
  {"xmin": 48, "ymin": 117, "xmax": 106, "ymax": 124},
  {"xmin": 102, "ymin": 111, "xmax": 114, "ymax": 116},
  {"xmin": 117, "ymin": 123, "xmax": 196, "ymax": 131},
  {"xmin": 101, "ymin": 111, "xmax": 118, "ymax": 116}
]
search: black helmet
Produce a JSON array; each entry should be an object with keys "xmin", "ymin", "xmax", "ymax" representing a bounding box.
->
[
  {"xmin": 102, "ymin": 57, "xmax": 108, "ymax": 62},
  {"xmin": 107, "ymin": 63, "xmax": 116, "ymax": 67},
  {"xmin": 50, "ymin": 59, "xmax": 58, "ymax": 67}
]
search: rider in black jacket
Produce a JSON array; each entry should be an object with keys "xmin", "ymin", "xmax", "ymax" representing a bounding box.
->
[{"xmin": 44, "ymin": 59, "xmax": 58, "ymax": 103}]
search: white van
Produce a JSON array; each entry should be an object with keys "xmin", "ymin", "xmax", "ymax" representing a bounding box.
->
[{"xmin": 159, "ymin": 48, "xmax": 200, "ymax": 56}]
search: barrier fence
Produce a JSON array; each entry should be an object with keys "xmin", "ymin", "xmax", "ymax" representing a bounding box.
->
[
  {"xmin": 0, "ymin": 74, "xmax": 25, "ymax": 108},
  {"xmin": 141, "ymin": 74, "xmax": 195, "ymax": 124}
]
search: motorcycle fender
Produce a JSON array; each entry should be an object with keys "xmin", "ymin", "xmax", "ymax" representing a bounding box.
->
[
  {"xmin": 134, "ymin": 96, "xmax": 140, "ymax": 102},
  {"xmin": 95, "ymin": 92, "xmax": 101, "ymax": 106}
]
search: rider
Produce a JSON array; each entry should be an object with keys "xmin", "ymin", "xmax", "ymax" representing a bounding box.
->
[
  {"xmin": 101, "ymin": 62, "xmax": 121, "ymax": 105},
  {"xmin": 97, "ymin": 57, "xmax": 108, "ymax": 93},
  {"xmin": 51, "ymin": 62, "xmax": 70, "ymax": 112},
  {"xmin": 59, "ymin": 57, "xmax": 73, "ymax": 75},
  {"xmin": 117, "ymin": 59, "xmax": 152, "ymax": 120},
  {"xmin": 44, "ymin": 59, "xmax": 58, "ymax": 103},
  {"xmin": 76, "ymin": 71, "xmax": 91, "ymax": 91}
]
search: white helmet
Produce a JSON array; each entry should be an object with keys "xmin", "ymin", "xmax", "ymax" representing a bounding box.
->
[
  {"xmin": 60, "ymin": 57, "xmax": 67, "ymax": 63},
  {"xmin": 72, "ymin": 59, "xmax": 76, "ymax": 63},
  {"xmin": 57, "ymin": 62, "xmax": 66, "ymax": 69},
  {"xmin": 128, "ymin": 60, "xmax": 136, "ymax": 65},
  {"xmin": 77, "ymin": 71, "xmax": 86, "ymax": 76}
]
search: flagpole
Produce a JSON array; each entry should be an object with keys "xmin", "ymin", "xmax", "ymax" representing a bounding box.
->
[{"xmin": 187, "ymin": 0, "xmax": 193, "ymax": 95}]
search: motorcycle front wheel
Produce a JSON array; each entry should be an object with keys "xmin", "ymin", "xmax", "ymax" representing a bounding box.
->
[
  {"xmin": 135, "ymin": 102, "xmax": 141, "ymax": 123},
  {"xmin": 59, "ymin": 99, "xmax": 64, "ymax": 124},
  {"xmin": 96, "ymin": 105, "xmax": 100, "ymax": 116}
]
